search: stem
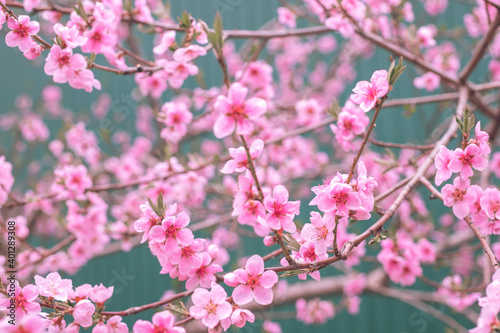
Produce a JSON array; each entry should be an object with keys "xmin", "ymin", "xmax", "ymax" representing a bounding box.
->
[
  {"xmin": 240, "ymin": 135, "xmax": 296, "ymax": 265},
  {"xmin": 346, "ymin": 95, "xmax": 387, "ymax": 184}
]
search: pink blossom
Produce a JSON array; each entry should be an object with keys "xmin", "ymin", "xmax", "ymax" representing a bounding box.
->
[
  {"xmin": 186, "ymin": 252, "xmax": 223, "ymax": 290},
  {"xmin": 149, "ymin": 212, "xmax": 194, "ymax": 252},
  {"xmin": 312, "ymin": 181, "xmax": 361, "ymax": 217},
  {"xmin": 72, "ymin": 299, "xmax": 95, "ymax": 327},
  {"xmin": 441, "ymin": 177, "xmax": 475, "ymax": 219},
  {"xmin": 54, "ymin": 164, "xmax": 93, "ymax": 199},
  {"xmin": 133, "ymin": 311, "xmax": 185, "ymax": 333},
  {"xmin": 44, "ymin": 45, "xmax": 87, "ymax": 84},
  {"xmin": 224, "ymin": 255, "xmax": 278, "ymax": 305},
  {"xmin": 416, "ymin": 25, "xmax": 437, "ymax": 48},
  {"xmin": 434, "ymin": 145, "xmax": 453, "ymax": 185},
  {"xmin": 53, "ymin": 23, "xmax": 87, "ymax": 49},
  {"xmin": 473, "ymin": 121, "xmax": 490, "ymax": 156},
  {"xmin": 277, "ymin": 7, "xmax": 296, "ymax": 28},
  {"xmin": 5, "ymin": 15, "xmax": 40, "ymax": 52},
  {"xmin": 153, "ymin": 31, "xmax": 176, "ymax": 55},
  {"xmin": 221, "ymin": 139, "xmax": 264, "ymax": 174},
  {"xmin": 89, "ymin": 283, "xmax": 113, "ymax": 306},
  {"xmin": 437, "ymin": 275, "xmax": 480, "ymax": 311},
  {"xmin": 213, "ymin": 82, "xmax": 267, "ymax": 138},
  {"xmin": 135, "ymin": 202, "xmax": 177, "ymax": 243},
  {"xmin": 296, "ymin": 298, "xmax": 335, "ymax": 325},
  {"xmin": 480, "ymin": 188, "xmax": 500, "ymax": 220},
  {"xmin": 301, "ymin": 212, "xmax": 335, "ymax": 255},
  {"xmin": 68, "ymin": 68, "xmax": 101, "ymax": 93},
  {"xmin": 448, "ymin": 144, "xmax": 488, "ymax": 179},
  {"xmin": 295, "ymin": 98, "xmax": 323, "ymax": 126},
  {"xmin": 82, "ymin": 22, "xmax": 116, "ymax": 54},
  {"xmin": 0, "ymin": 313, "xmax": 48, "ymax": 332},
  {"xmin": 231, "ymin": 308, "xmax": 255, "ymax": 328},
  {"xmin": 423, "ymin": 0, "xmax": 448, "ymax": 16},
  {"xmin": 413, "ymin": 72, "xmax": 440, "ymax": 91},
  {"xmin": 262, "ymin": 185, "xmax": 300, "ymax": 233},
  {"xmin": 173, "ymin": 45, "xmax": 207, "ymax": 62},
  {"xmin": 34, "ymin": 272, "xmax": 73, "ymax": 301},
  {"xmin": 0, "ymin": 281, "xmax": 40, "ymax": 319},
  {"xmin": 189, "ymin": 282, "xmax": 232, "ymax": 329},
  {"xmin": 170, "ymin": 238, "xmax": 204, "ymax": 275},
  {"xmin": 23, "ymin": 42, "xmax": 41, "ymax": 60},
  {"xmin": 350, "ymin": 70, "xmax": 389, "ymax": 112},
  {"xmin": 262, "ymin": 320, "xmax": 282, "ymax": 333}
]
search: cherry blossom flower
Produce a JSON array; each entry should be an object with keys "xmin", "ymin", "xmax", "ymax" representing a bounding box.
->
[
  {"xmin": 221, "ymin": 139, "xmax": 264, "ymax": 174},
  {"xmin": 213, "ymin": 82, "xmax": 267, "ymax": 138},
  {"xmin": 34, "ymin": 272, "xmax": 73, "ymax": 302},
  {"xmin": 435, "ymin": 145, "xmax": 453, "ymax": 185},
  {"xmin": 262, "ymin": 320, "xmax": 282, "ymax": 333},
  {"xmin": 472, "ymin": 121, "xmax": 490, "ymax": 156},
  {"xmin": 301, "ymin": 212, "xmax": 335, "ymax": 255},
  {"xmin": 153, "ymin": 31, "xmax": 176, "ymax": 55},
  {"xmin": 261, "ymin": 185, "xmax": 300, "ymax": 233},
  {"xmin": 149, "ymin": 212, "xmax": 194, "ymax": 252},
  {"xmin": 350, "ymin": 70, "xmax": 389, "ymax": 112},
  {"xmin": 170, "ymin": 238, "xmax": 204, "ymax": 275},
  {"xmin": 296, "ymin": 298, "xmax": 335, "ymax": 325},
  {"xmin": 231, "ymin": 308, "xmax": 255, "ymax": 328},
  {"xmin": 82, "ymin": 22, "xmax": 116, "ymax": 54},
  {"xmin": 189, "ymin": 282, "xmax": 232, "ymax": 330},
  {"xmin": 23, "ymin": 42, "xmax": 41, "ymax": 60},
  {"xmin": 480, "ymin": 188, "xmax": 500, "ymax": 220},
  {"xmin": 224, "ymin": 255, "xmax": 278, "ymax": 305},
  {"xmin": 135, "ymin": 202, "xmax": 176, "ymax": 243},
  {"xmin": 277, "ymin": 7, "xmax": 297, "ymax": 28},
  {"xmin": 0, "ymin": 313, "xmax": 48, "ymax": 333},
  {"xmin": 186, "ymin": 252, "xmax": 223, "ymax": 290},
  {"xmin": 448, "ymin": 144, "xmax": 488, "ymax": 179},
  {"xmin": 72, "ymin": 299, "xmax": 95, "ymax": 327},
  {"xmin": 437, "ymin": 275, "xmax": 481, "ymax": 311},
  {"xmin": 5, "ymin": 15, "xmax": 40, "ymax": 52},
  {"xmin": 133, "ymin": 311, "xmax": 185, "ymax": 333},
  {"xmin": 53, "ymin": 164, "xmax": 93, "ymax": 199},
  {"xmin": 312, "ymin": 180, "xmax": 361, "ymax": 217},
  {"xmin": 413, "ymin": 72, "xmax": 440, "ymax": 91},
  {"xmin": 44, "ymin": 45, "xmax": 87, "ymax": 84},
  {"xmin": 441, "ymin": 177, "xmax": 475, "ymax": 219},
  {"xmin": 0, "ymin": 281, "xmax": 40, "ymax": 319},
  {"xmin": 53, "ymin": 23, "xmax": 87, "ymax": 49},
  {"xmin": 89, "ymin": 284, "xmax": 114, "ymax": 307}
]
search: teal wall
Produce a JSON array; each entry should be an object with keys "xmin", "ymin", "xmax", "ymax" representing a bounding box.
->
[{"xmin": 0, "ymin": 0, "xmax": 485, "ymax": 332}]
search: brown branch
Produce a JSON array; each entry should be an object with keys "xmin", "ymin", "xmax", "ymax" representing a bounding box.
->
[
  {"xmin": 458, "ymin": 11, "xmax": 500, "ymax": 83},
  {"xmin": 15, "ymin": 234, "xmax": 76, "ymax": 271},
  {"xmin": 368, "ymin": 138, "xmax": 435, "ymax": 150}
]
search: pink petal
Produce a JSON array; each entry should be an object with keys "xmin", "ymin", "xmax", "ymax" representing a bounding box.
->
[
  {"xmin": 259, "ymin": 271, "xmax": 278, "ymax": 288},
  {"xmin": 148, "ymin": 225, "xmax": 166, "ymax": 243},
  {"xmin": 191, "ymin": 288, "xmax": 210, "ymax": 307},
  {"xmin": 214, "ymin": 95, "xmax": 232, "ymax": 114},
  {"xmin": 452, "ymin": 202, "xmax": 469, "ymax": 219},
  {"xmin": 177, "ymin": 228, "xmax": 194, "ymax": 246},
  {"xmin": 220, "ymin": 160, "xmax": 237, "ymax": 174},
  {"xmin": 232, "ymin": 285, "xmax": 253, "ymax": 305},
  {"xmin": 202, "ymin": 313, "xmax": 219, "ymax": 329},
  {"xmin": 235, "ymin": 118, "xmax": 254, "ymax": 135},
  {"xmin": 253, "ymin": 286, "xmax": 273, "ymax": 305},
  {"xmin": 273, "ymin": 185, "xmax": 289, "ymax": 203},
  {"xmin": 214, "ymin": 115, "xmax": 235, "ymax": 139},
  {"xmin": 245, "ymin": 255, "xmax": 264, "ymax": 276},
  {"xmin": 216, "ymin": 301, "xmax": 233, "ymax": 319},
  {"xmin": 228, "ymin": 82, "xmax": 248, "ymax": 106},
  {"xmin": 5, "ymin": 31, "xmax": 21, "ymax": 47},
  {"xmin": 244, "ymin": 98, "xmax": 267, "ymax": 119},
  {"xmin": 175, "ymin": 212, "xmax": 190, "ymax": 228}
]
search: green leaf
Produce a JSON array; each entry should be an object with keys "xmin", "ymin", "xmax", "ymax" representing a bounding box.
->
[
  {"xmin": 157, "ymin": 192, "xmax": 164, "ymax": 212},
  {"xmin": 148, "ymin": 197, "xmax": 162, "ymax": 217},
  {"xmin": 282, "ymin": 233, "xmax": 301, "ymax": 252},
  {"xmin": 280, "ymin": 269, "xmax": 309, "ymax": 278},
  {"xmin": 213, "ymin": 12, "xmax": 224, "ymax": 48}
]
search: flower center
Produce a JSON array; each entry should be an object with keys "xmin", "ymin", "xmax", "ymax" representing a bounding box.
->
[{"xmin": 14, "ymin": 25, "xmax": 29, "ymax": 38}]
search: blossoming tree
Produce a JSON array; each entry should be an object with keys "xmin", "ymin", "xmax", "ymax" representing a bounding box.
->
[{"xmin": 0, "ymin": 0, "xmax": 500, "ymax": 332}]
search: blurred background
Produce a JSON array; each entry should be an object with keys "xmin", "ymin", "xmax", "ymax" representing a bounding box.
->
[{"xmin": 0, "ymin": 0, "xmax": 491, "ymax": 331}]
